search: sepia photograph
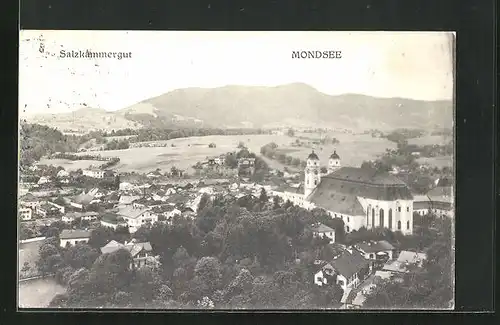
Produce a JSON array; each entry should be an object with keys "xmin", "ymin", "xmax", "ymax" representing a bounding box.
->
[{"xmin": 18, "ymin": 31, "xmax": 455, "ymax": 310}]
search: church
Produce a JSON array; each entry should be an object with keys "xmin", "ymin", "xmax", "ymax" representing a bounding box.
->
[{"xmin": 273, "ymin": 150, "xmax": 414, "ymax": 235}]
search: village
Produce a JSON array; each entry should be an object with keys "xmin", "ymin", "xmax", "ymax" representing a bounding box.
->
[{"xmin": 18, "ymin": 140, "xmax": 454, "ymax": 309}]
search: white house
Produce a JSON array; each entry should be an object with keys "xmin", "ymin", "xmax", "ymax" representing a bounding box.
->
[
  {"xmin": 47, "ymin": 201, "xmax": 65, "ymax": 214},
  {"xmin": 37, "ymin": 176, "xmax": 50, "ymax": 185},
  {"xmin": 310, "ymin": 222, "xmax": 336, "ymax": 244},
  {"xmin": 383, "ymin": 250, "xmax": 427, "ymax": 274},
  {"xmin": 119, "ymin": 182, "xmax": 135, "ymax": 191},
  {"xmin": 355, "ymin": 240, "xmax": 395, "ymax": 261},
  {"xmin": 314, "ymin": 249, "xmax": 371, "ymax": 292},
  {"xmin": 100, "ymin": 239, "xmax": 160, "ymax": 269},
  {"xmin": 57, "ymin": 170, "xmax": 70, "ymax": 178},
  {"xmin": 116, "ymin": 205, "xmax": 158, "ymax": 233},
  {"xmin": 59, "ymin": 229, "xmax": 92, "ymax": 247},
  {"xmin": 100, "ymin": 218, "xmax": 128, "ymax": 230},
  {"xmin": 83, "ymin": 169, "xmax": 105, "ymax": 178},
  {"xmin": 19, "ymin": 207, "xmax": 32, "ymax": 221}
]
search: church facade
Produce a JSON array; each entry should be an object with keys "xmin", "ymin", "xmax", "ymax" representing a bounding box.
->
[{"xmin": 274, "ymin": 150, "xmax": 414, "ymax": 235}]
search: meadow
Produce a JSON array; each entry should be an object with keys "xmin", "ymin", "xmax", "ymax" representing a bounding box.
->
[
  {"xmin": 37, "ymin": 158, "xmax": 103, "ymax": 171},
  {"xmin": 18, "ymin": 277, "xmax": 66, "ymax": 308},
  {"xmin": 417, "ymin": 156, "xmax": 454, "ymax": 169},
  {"xmin": 407, "ymin": 135, "xmax": 453, "ymax": 146},
  {"xmin": 73, "ymin": 133, "xmax": 397, "ymax": 173}
]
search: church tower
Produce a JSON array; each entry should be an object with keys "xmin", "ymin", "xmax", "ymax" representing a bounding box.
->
[
  {"xmin": 328, "ymin": 150, "xmax": 341, "ymax": 174},
  {"xmin": 304, "ymin": 150, "xmax": 321, "ymax": 198}
]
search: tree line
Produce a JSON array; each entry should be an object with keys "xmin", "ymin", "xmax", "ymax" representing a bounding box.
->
[
  {"xmin": 46, "ymin": 191, "xmax": 347, "ymax": 309},
  {"xmin": 260, "ymin": 143, "xmax": 306, "ymax": 169}
]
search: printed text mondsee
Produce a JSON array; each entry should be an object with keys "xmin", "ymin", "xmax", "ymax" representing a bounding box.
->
[{"xmin": 292, "ymin": 50, "xmax": 342, "ymax": 59}]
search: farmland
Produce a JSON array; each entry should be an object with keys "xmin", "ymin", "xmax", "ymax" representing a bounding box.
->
[
  {"xmin": 37, "ymin": 158, "xmax": 102, "ymax": 171},
  {"xmin": 19, "ymin": 277, "xmax": 66, "ymax": 308},
  {"xmin": 417, "ymin": 156, "xmax": 454, "ymax": 169},
  {"xmin": 18, "ymin": 239, "xmax": 66, "ymax": 308},
  {"xmin": 407, "ymin": 135, "xmax": 453, "ymax": 146},
  {"xmin": 73, "ymin": 133, "xmax": 397, "ymax": 173}
]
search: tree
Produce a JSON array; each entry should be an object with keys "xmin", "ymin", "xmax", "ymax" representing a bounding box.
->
[
  {"xmin": 87, "ymin": 248, "xmax": 134, "ymax": 296},
  {"xmin": 225, "ymin": 153, "xmax": 238, "ymax": 169},
  {"xmin": 259, "ymin": 188, "xmax": 269, "ymax": 203},
  {"xmin": 193, "ymin": 257, "xmax": 222, "ymax": 294},
  {"xmin": 287, "ymin": 129, "xmax": 295, "ymax": 137},
  {"xmin": 63, "ymin": 243, "xmax": 100, "ymax": 269},
  {"xmin": 272, "ymin": 196, "xmax": 282, "ymax": 210},
  {"xmin": 198, "ymin": 193, "xmax": 211, "ymax": 212},
  {"xmin": 87, "ymin": 226, "xmax": 114, "ymax": 249}
]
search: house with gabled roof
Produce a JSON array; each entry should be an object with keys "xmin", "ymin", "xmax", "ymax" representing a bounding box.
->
[
  {"xmin": 116, "ymin": 205, "xmax": 157, "ymax": 233},
  {"xmin": 59, "ymin": 229, "xmax": 92, "ymax": 247},
  {"xmin": 355, "ymin": 240, "xmax": 395, "ymax": 261},
  {"xmin": 314, "ymin": 249, "xmax": 372, "ymax": 291},
  {"xmin": 383, "ymin": 250, "xmax": 427, "ymax": 274},
  {"xmin": 310, "ymin": 222, "xmax": 336, "ymax": 244},
  {"xmin": 100, "ymin": 239, "xmax": 160, "ymax": 269}
]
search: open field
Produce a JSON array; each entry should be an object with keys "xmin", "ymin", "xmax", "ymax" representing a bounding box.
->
[
  {"xmin": 417, "ymin": 156, "xmax": 453, "ymax": 169},
  {"xmin": 76, "ymin": 134, "xmax": 287, "ymax": 173},
  {"xmin": 19, "ymin": 277, "xmax": 66, "ymax": 308},
  {"xmin": 37, "ymin": 158, "xmax": 102, "ymax": 171},
  {"xmin": 19, "ymin": 240, "xmax": 44, "ymax": 274},
  {"xmin": 407, "ymin": 135, "xmax": 453, "ymax": 146},
  {"xmin": 290, "ymin": 132, "xmax": 397, "ymax": 167},
  {"xmin": 73, "ymin": 133, "xmax": 397, "ymax": 173},
  {"xmin": 18, "ymin": 239, "xmax": 66, "ymax": 308}
]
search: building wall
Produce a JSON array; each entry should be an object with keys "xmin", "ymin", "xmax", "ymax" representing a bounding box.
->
[
  {"xmin": 325, "ymin": 210, "xmax": 365, "ymax": 233},
  {"xmin": 361, "ymin": 249, "xmax": 394, "ymax": 261},
  {"xmin": 48, "ymin": 202, "xmax": 65, "ymax": 214},
  {"xmin": 61, "ymin": 216, "xmax": 74, "ymax": 223},
  {"xmin": 328, "ymin": 158, "xmax": 341, "ymax": 173},
  {"xmin": 314, "ymin": 270, "xmax": 328, "ymax": 286},
  {"xmin": 313, "ymin": 231, "xmax": 336, "ymax": 244},
  {"xmin": 60, "ymin": 237, "xmax": 90, "ymax": 248},
  {"xmin": 100, "ymin": 220, "xmax": 120, "ymax": 230},
  {"xmin": 83, "ymin": 170, "xmax": 105, "ymax": 178},
  {"xmin": 357, "ymin": 197, "xmax": 414, "ymax": 235},
  {"xmin": 304, "ymin": 159, "xmax": 321, "ymax": 198}
]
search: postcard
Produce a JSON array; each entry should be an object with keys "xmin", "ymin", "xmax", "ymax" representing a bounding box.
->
[{"xmin": 18, "ymin": 30, "xmax": 455, "ymax": 310}]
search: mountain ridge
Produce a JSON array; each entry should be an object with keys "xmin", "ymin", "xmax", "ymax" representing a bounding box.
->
[{"xmin": 26, "ymin": 83, "xmax": 453, "ymax": 132}]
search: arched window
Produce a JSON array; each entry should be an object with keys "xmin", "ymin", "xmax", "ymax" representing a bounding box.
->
[
  {"xmin": 407, "ymin": 221, "xmax": 410, "ymax": 230},
  {"xmin": 397, "ymin": 221, "xmax": 401, "ymax": 230},
  {"xmin": 366, "ymin": 208, "xmax": 369, "ymax": 226},
  {"xmin": 388, "ymin": 209, "xmax": 393, "ymax": 229},
  {"xmin": 372, "ymin": 208, "xmax": 375, "ymax": 228},
  {"xmin": 314, "ymin": 180, "xmax": 318, "ymax": 185},
  {"xmin": 346, "ymin": 226, "xmax": 350, "ymax": 232},
  {"xmin": 379, "ymin": 209, "xmax": 384, "ymax": 228}
]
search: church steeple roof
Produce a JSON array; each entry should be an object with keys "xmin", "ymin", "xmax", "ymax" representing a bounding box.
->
[
  {"xmin": 308, "ymin": 150, "xmax": 319, "ymax": 160},
  {"xmin": 330, "ymin": 150, "xmax": 340, "ymax": 159}
]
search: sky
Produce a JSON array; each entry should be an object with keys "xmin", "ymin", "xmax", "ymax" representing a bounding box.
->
[{"xmin": 19, "ymin": 31, "xmax": 455, "ymax": 116}]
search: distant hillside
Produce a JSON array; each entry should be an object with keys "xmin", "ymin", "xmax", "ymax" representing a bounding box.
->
[
  {"xmin": 26, "ymin": 83, "xmax": 453, "ymax": 132},
  {"xmin": 119, "ymin": 83, "xmax": 453, "ymax": 131},
  {"xmin": 26, "ymin": 107, "xmax": 139, "ymax": 132}
]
